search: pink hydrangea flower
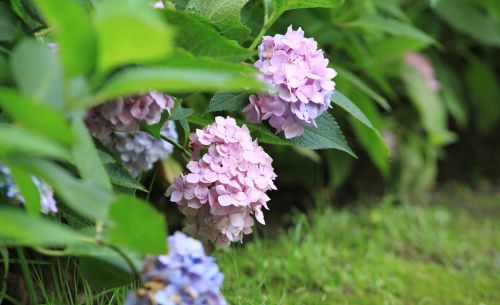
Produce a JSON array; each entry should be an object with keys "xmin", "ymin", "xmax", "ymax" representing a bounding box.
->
[
  {"xmin": 165, "ymin": 116, "xmax": 277, "ymax": 247},
  {"xmin": 404, "ymin": 52, "xmax": 440, "ymax": 92},
  {"xmin": 244, "ymin": 26, "xmax": 337, "ymax": 139},
  {"xmin": 85, "ymin": 92, "xmax": 175, "ymax": 137}
]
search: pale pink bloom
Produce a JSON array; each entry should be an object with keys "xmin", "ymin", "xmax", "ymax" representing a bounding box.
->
[
  {"xmin": 166, "ymin": 116, "xmax": 277, "ymax": 247},
  {"xmin": 245, "ymin": 26, "xmax": 337, "ymax": 138},
  {"xmin": 404, "ymin": 52, "xmax": 440, "ymax": 92}
]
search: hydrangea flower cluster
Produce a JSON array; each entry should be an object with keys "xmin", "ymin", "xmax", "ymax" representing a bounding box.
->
[
  {"xmin": 85, "ymin": 92, "xmax": 175, "ymax": 137},
  {"xmin": 0, "ymin": 165, "xmax": 57, "ymax": 214},
  {"xmin": 102, "ymin": 121, "xmax": 178, "ymax": 177},
  {"xmin": 166, "ymin": 117, "xmax": 277, "ymax": 247},
  {"xmin": 244, "ymin": 26, "xmax": 337, "ymax": 139},
  {"xmin": 125, "ymin": 232, "xmax": 227, "ymax": 305},
  {"xmin": 404, "ymin": 52, "xmax": 440, "ymax": 92}
]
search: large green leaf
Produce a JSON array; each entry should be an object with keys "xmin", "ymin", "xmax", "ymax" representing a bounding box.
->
[
  {"xmin": 0, "ymin": 89, "xmax": 74, "ymax": 145},
  {"xmin": 32, "ymin": 0, "xmax": 96, "ymax": 76},
  {"xmin": 14, "ymin": 159, "xmax": 114, "ymax": 221},
  {"xmin": 206, "ymin": 91, "xmax": 250, "ymax": 113},
  {"xmin": 0, "ymin": 125, "xmax": 72, "ymax": 161},
  {"xmin": 10, "ymin": 39, "xmax": 64, "ymax": 109},
  {"xmin": 163, "ymin": 10, "xmax": 254, "ymax": 61},
  {"xmin": 79, "ymin": 255, "xmax": 135, "ymax": 289},
  {"xmin": 289, "ymin": 112, "xmax": 355, "ymax": 156},
  {"xmin": 331, "ymin": 91, "xmax": 376, "ymax": 131},
  {"xmin": 71, "ymin": 115, "xmax": 112, "ymax": 190},
  {"xmin": 108, "ymin": 195, "xmax": 167, "ymax": 254},
  {"xmin": 186, "ymin": 0, "xmax": 251, "ymax": 42},
  {"xmin": 434, "ymin": 0, "xmax": 500, "ymax": 47},
  {"xmin": 0, "ymin": 208, "xmax": 85, "ymax": 246},
  {"xmin": 95, "ymin": 0, "xmax": 173, "ymax": 73}
]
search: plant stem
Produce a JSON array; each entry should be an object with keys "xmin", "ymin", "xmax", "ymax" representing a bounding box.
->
[
  {"xmin": 106, "ymin": 244, "xmax": 141, "ymax": 283},
  {"xmin": 160, "ymin": 134, "xmax": 192, "ymax": 160},
  {"xmin": 248, "ymin": 9, "xmax": 280, "ymax": 50}
]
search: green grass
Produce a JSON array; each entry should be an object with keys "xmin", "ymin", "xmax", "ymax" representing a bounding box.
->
[{"xmin": 216, "ymin": 195, "xmax": 500, "ymax": 305}]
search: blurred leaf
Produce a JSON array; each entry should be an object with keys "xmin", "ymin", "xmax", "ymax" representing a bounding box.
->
[
  {"xmin": 402, "ymin": 65, "xmax": 454, "ymax": 146},
  {"xmin": 163, "ymin": 10, "xmax": 254, "ymax": 61},
  {"xmin": 161, "ymin": 156, "xmax": 183, "ymax": 184},
  {"xmin": 272, "ymin": 0, "xmax": 344, "ymax": 14},
  {"xmin": 108, "ymin": 195, "xmax": 167, "ymax": 254},
  {"xmin": 465, "ymin": 58, "xmax": 500, "ymax": 132},
  {"xmin": 186, "ymin": 0, "xmax": 251, "ymax": 42},
  {"xmin": 9, "ymin": 166, "xmax": 40, "ymax": 216},
  {"xmin": 335, "ymin": 67, "xmax": 390, "ymax": 110},
  {"xmin": 206, "ymin": 91, "xmax": 250, "ymax": 113},
  {"xmin": 32, "ymin": 0, "xmax": 96, "ymax": 76},
  {"xmin": 331, "ymin": 91, "xmax": 376, "ymax": 131},
  {"xmin": 93, "ymin": 65, "xmax": 263, "ymax": 104},
  {"xmin": 10, "ymin": 39, "xmax": 64, "ymax": 109},
  {"xmin": 0, "ymin": 208, "xmax": 85, "ymax": 246},
  {"xmin": 289, "ymin": 112, "xmax": 355, "ymax": 156},
  {"xmin": 349, "ymin": 16, "xmax": 435, "ymax": 46},
  {"xmin": 0, "ymin": 54, "xmax": 10, "ymax": 83},
  {"xmin": 371, "ymin": 36, "xmax": 429, "ymax": 61},
  {"xmin": 326, "ymin": 150, "xmax": 353, "ymax": 188},
  {"xmin": 0, "ymin": 3, "xmax": 17, "ymax": 42},
  {"xmin": 0, "ymin": 125, "xmax": 72, "ymax": 161},
  {"xmin": 15, "ymin": 159, "xmax": 114, "ymax": 221},
  {"xmin": 95, "ymin": 0, "xmax": 173, "ymax": 73},
  {"xmin": 435, "ymin": 61, "xmax": 467, "ymax": 128},
  {"xmin": 434, "ymin": 0, "xmax": 500, "ymax": 47},
  {"xmin": 79, "ymin": 255, "xmax": 135, "ymax": 288},
  {"xmin": 71, "ymin": 115, "xmax": 112, "ymax": 190},
  {"xmin": 0, "ymin": 89, "xmax": 74, "ymax": 145}
]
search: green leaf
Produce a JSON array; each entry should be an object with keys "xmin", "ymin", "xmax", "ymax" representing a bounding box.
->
[
  {"xmin": 105, "ymin": 162, "xmax": 147, "ymax": 191},
  {"xmin": 434, "ymin": 0, "xmax": 500, "ymax": 47},
  {"xmin": 349, "ymin": 16, "xmax": 435, "ymax": 46},
  {"xmin": 240, "ymin": 120, "xmax": 290, "ymax": 146},
  {"xmin": 32, "ymin": 0, "xmax": 96, "ymax": 76},
  {"xmin": 335, "ymin": 67, "xmax": 390, "ymax": 110},
  {"xmin": 465, "ymin": 58, "xmax": 500, "ymax": 132},
  {"xmin": 289, "ymin": 112, "xmax": 355, "ymax": 156},
  {"xmin": 8, "ymin": 166, "xmax": 41, "ymax": 216},
  {"xmin": 206, "ymin": 91, "xmax": 250, "ymax": 113},
  {"xmin": 272, "ymin": 0, "xmax": 344, "ymax": 14},
  {"xmin": 95, "ymin": 0, "xmax": 173, "ymax": 73},
  {"xmin": 331, "ymin": 91, "xmax": 376, "ymax": 131},
  {"xmin": 79, "ymin": 256, "xmax": 135, "ymax": 288},
  {"xmin": 14, "ymin": 159, "xmax": 114, "ymax": 221},
  {"xmin": 186, "ymin": 0, "xmax": 251, "ymax": 42},
  {"xmin": 108, "ymin": 195, "xmax": 167, "ymax": 254},
  {"xmin": 0, "ymin": 89, "xmax": 74, "ymax": 145},
  {"xmin": 170, "ymin": 105, "xmax": 193, "ymax": 146},
  {"xmin": 0, "ymin": 125, "xmax": 72, "ymax": 161},
  {"xmin": 10, "ymin": 39, "xmax": 64, "ymax": 109},
  {"xmin": 93, "ymin": 65, "xmax": 263, "ymax": 104},
  {"xmin": 71, "ymin": 115, "xmax": 112, "ymax": 190},
  {"xmin": 0, "ymin": 3, "xmax": 18, "ymax": 42},
  {"xmin": 163, "ymin": 10, "xmax": 254, "ymax": 61},
  {"xmin": 0, "ymin": 208, "xmax": 85, "ymax": 246}
]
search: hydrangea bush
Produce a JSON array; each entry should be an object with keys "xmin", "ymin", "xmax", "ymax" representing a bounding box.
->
[{"xmin": 8, "ymin": 0, "xmax": 492, "ymax": 302}]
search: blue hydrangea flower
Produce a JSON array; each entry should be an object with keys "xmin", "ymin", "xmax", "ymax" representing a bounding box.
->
[
  {"xmin": 0, "ymin": 164, "xmax": 57, "ymax": 213},
  {"xmin": 125, "ymin": 232, "xmax": 227, "ymax": 305},
  {"xmin": 102, "ymin": 121, "xmax": 178, "ymax": 177}
]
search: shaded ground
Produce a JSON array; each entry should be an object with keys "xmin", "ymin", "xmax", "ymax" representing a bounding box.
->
[{"xmin": 216, "ymin": 190, "xmax": 500, "ymax": 305}]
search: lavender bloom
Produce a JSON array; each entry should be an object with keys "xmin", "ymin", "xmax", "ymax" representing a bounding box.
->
[
  {"xmin": 0, "ymin": 165, "xmax": 57, "ymax": 213},
  {"xmin": 125, "ymin": 232, "xmax": 227, "ymax": 305},
  {"xmin": 102, "ymin": 121, "xmax": 178, "ymax": 177},
  {"xmin": 85, "ymin": 92, "xmax": 175, "ymax": 137},
  {"xmin": 244, "ymin": 26, "xmax": 337, "ymax": 138}
]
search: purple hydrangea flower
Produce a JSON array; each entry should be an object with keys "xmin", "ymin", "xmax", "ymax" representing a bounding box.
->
[
  {"xmin": 102, "ymin": 121, "xmax": 178, "ymax": 177},
  {"xmin": 166, "ymin": 117, "xmax": 277, "ymax": 247},
  {"xmin": 85, "ymin": 92, "xmax": 175, "ymax": 137},
  {"xmin": 244, "ymin": 26, "xmax": 337, "ymax": 138},
  {"xmin": 0, "ymin": 165, "xmax": 57, "ymax": 214},
  {"xmin": 404, "ymin": 52, "xmax": 440, "ymax": 92},
  {"xmin": 125, "ymin": 232, "xmax": 227, "ymax": 305}
]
